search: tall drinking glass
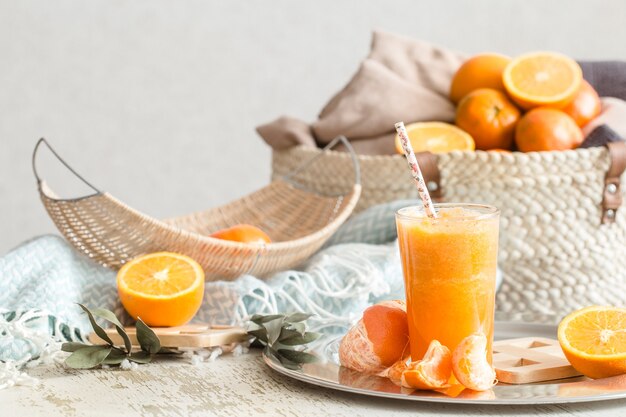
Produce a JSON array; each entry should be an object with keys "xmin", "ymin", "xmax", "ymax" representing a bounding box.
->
[{"xmin": 396, "ymin": 203, "xmax": 500, "ymax": 362}]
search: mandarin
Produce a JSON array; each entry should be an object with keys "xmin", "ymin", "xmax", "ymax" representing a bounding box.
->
[
  {"xmin": 210, "ymin": 224, "xmax": 271, "ymax": 244},
  {"xmin": 449, "ymin": 53, "xmax": 511, "ymax": 104},
  {"xmin": 400, "ymin": 340, "xmax": 452, "ymax": 390},
  {"xmin": 515, "ymin": 108, "xmax": 583, "ymax": 152},
  {"xmin": 455, "ymin": 88, "xmax": 521, "ymax": 150},
  {"xmin": 562, "ymin": 79, "xmax": 602, "ymax": 127},
  {"xmin": 452, "ymin": 333, "xmax": 496, "ymax": 392},
  {"xmin": 339, "ymin": 300, "xmax": 409, "ymax": 374}
]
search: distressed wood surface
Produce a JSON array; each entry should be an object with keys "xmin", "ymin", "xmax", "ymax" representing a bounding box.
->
[{"xmin": 2, "ymin": 352, "xmax": 626, "ymax": 417}]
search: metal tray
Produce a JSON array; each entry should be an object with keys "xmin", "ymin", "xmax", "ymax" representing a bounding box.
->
[{"xmin": 263, "ymin": 321, "xmax": 626, "ymax": 405}]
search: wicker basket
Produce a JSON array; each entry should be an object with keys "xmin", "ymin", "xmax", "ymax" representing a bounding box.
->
[
  {"xmin": 33, "ymin": 137, "xmax": 361, "ymax": 281},
  {"xmin": 272, "ymin": 143, "xmax": 626, "ymax": 316}
]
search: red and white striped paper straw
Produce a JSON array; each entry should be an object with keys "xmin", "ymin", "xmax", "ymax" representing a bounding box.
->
[{"xmin": 394, "ymin": 122, "xmax": 438, "ymax": 219}]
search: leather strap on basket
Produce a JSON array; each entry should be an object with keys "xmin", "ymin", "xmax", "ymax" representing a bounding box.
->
[
  {"xmin": 415, "ymin": 151, "xmax": 442, "ymax": 200},
  {"xmin": 602, "ymin": 141, "xmax": 626, "ymax": 224}
]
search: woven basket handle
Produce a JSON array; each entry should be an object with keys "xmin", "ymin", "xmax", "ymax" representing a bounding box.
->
[
  {"xmin": 32, "ymin": 138, "xmax": 101, "ymax": 194},
  {"xmin": 602, "ymin": 141, "xmax": 626, "ymax": 224},
  {"xmin": 281, "ymin": 135, "xmax": 361, "ymax": 186}
]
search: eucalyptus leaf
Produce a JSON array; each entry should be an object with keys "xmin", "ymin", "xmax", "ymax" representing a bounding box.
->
[
  {"xmin": 264, "ymin": 316, "xmax": 285, "ymax": 345},
  {"xmin": 248, "ymin": 328, "xmax": 268, "ymax": 344},
  {"xmin": 78, "ymin": 304, "xmax": 114, "ymax": 345},
  {"xmin": 91, "ymin": 308, "xmax": 132, "ymax": 354},
  {"xmin": 102, "ymin": 349, "xmax": 128, "ymax": 365},
  {"xmin": 158, "ymin": 347, "xmax": 181, "ymax": 355},
  {"xmin": 279, "ymin": 332, "xmax": 321, "ymax": 346},
  {"xmin": 65, "ymin": 346, "xmax": 112, "ymax": 369},
  {"xmin": 285, "ymin": 312, "xmax": 313, "ymax": 323},
  {"xmin": 135, "ymin": 318, "xmax": 161, "ymax": 354},
  {"xmin": 277, "ymin": 349, "xmax": 318, "ymax": 364},
  {"xmin": 277, "ymin": 327, "xmax": 300, "ymax": 342},
  {"xmin": 290, "ymin": 322, "xmax": 306, "ymax": 336},
  {"xmin": 129, "ymin": 350, "xmax": 152, "ymax": 364},
  {"xmin": 271, "ymin": 350, "xmax": 302, "ymax": 370},
  {"xmin": 250, "ymin": 314, "xmax": 284, "ymax": 324},
  {"xmin": 61, "ymin": 342, "xmax": 90, "ymax": 352}
]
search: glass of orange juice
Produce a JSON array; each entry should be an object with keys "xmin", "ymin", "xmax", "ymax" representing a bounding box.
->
[{"xmin": 396, "ymin": 203, "xmax": 500, "ymax": 363}]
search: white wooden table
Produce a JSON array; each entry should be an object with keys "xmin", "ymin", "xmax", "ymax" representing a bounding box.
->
[{"xmin": 3, "ymin": 352, "xmax": 626, "ymax": 416}]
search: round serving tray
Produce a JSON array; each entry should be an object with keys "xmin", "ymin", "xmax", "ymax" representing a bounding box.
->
[{"xmin": 263, "ymin": 321, "xmax": 626, "ymax": 405}]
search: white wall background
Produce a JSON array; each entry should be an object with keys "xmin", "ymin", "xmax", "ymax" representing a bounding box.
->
[{"xmin": 1, "ymin": 0, "xmax": 625, "ymax": 254}]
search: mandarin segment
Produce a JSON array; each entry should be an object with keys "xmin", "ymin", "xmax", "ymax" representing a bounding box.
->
[
  {"xmin": 452, "ymin": 333, "xmax": 496, "ymax": 392},
  {"xmin": 400, "ymin": 340, "xmax": 452, "ymax": 390}
]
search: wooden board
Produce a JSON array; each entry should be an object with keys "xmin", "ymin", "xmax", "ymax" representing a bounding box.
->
[
  {"xmin": 493, "ymin": 337, "xmax": 581, "ymax": 384},
  {"xmin": 89, "ymin": 324, "xmax": 247, "ymax": 349}
]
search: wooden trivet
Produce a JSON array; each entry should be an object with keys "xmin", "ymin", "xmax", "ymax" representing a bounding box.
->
[
  {"xmin": 493, "ymin": 337, "xmax": 581, "ymax": 384},
  {"xmin": 89, "ymin": 324, "xmax": 248, "ymax": 349}
]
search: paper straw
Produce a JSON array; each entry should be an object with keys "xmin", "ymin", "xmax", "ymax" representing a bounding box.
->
[{"xmin": 394, "ymin": 122, "xmax": 438, "ymax": 219}]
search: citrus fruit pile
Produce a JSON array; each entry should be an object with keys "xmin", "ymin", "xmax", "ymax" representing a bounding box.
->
[
  {"xmin": 339, "ymin": 301, "xmax": 496, "ymax": 392},
  {"xmin": 396, "ymin": 51, "xmax": 601, "ymax": 154}
]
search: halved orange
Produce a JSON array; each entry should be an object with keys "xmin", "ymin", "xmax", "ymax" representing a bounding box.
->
[
  {"xmin": 503, "ymin": 52, "xmax": 582, "ymax": 110},
  {"xmin": 558, "ymin": 306, "xmax": 626, "ymax": 379},
  {"xmin": 117, "ymin": 252, "xmax": 205, "ymax": 327},
  {"xmin": 394, "ymin": 122, "xmax": 475, "ymax": 154}
]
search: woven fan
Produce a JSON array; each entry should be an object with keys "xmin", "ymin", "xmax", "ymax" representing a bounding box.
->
[{"xmin": 32, "ymin": 137, "xmax": 361, "ymax": 281}]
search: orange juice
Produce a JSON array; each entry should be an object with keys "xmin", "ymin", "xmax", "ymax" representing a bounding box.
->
[{"xmin": 396, "ymin": 204, "xmax": 499, "ymax": 362}]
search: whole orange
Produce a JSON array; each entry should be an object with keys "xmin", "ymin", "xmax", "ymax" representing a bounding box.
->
[
  {"xmin": 455, "ymin": 88, "xmax": 521, "ymax": 150},
  {"xmin": 210, "ymin": 224, "xmax": 271, "ymax": 244},
  {"xmin": 449, "ymin": 53, "xmax": 511, "ymax": 104},
  {"xmin": 515, "ymin": 108, "xmax": 583, "ymax": 152},
  {"xmin": 561, "ymin": 80, "xmax": 602, "ymax": 127}
]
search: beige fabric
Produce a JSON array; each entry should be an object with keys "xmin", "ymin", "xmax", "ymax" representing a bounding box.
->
[
  {"xmin": 583, "ymin": 97, "xmax": 626, "ymax": 139},
  {"xmin": 271, "ymin": 145, "xmax": 626, "ymax": 316},
  {"xmin": 257, "ymin": 31, "xmax": 466, "ymax": 155}
]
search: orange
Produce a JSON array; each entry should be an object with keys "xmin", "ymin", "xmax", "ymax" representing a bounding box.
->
[
  {"xmin": 117, "ymin": 252, "xmax": 205, "ymax": 327},
  {"xmin": 452, "ymin": 333, "xmax": 496, "ymax": 391},
  {"xmin": 339, "ymin": 300, "xmax": 409, "ymax": 374},
  {"xmin": 562, "ymin": 79, "xmax": 602, "ymax": 127},
  {"xmin": 515, "ymin": 108, "xmax": 583, "ymax": 152},
  {"xmin": 449, "ymin": 53, "xmax": 511, "ymax": 104},
  {"xmin": 455, "ymin": 88, "xmax": 521, "ymax": 150},
  {"xmin": 210, "ymin": 224, "xmax": 271, "ymax": 244},
  {"xmin": 503, "ymin": 51, "xmax": 582, "ymax": 110},
  {"xmin": 394, "ymin": 122, "xmax": 475, "ymax": 154},
  {"xmin": 401, "ymin": 340, "xmax": 452, "ymax": 390},
  {"xmin": 558, "ymin": 306, "xmax": 626, "ymax": 379}
]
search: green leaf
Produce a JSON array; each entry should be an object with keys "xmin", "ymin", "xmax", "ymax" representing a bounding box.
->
[
  {"xmin": 290, "ymin": 322, "xmax": 306, "ymax": 336},
  {"xmin": 271, "ymin": 349, "xmax": 302, "ymax": 370},
  {"xmin": 264, "ymin": 316, "xmax": 285, "ymax": 345},
  {"xmin": 158, "ymin": 347, "xmax": 181, "ymax": 355},
  {"xmin": 61, "ymin": 342, "xmax": 90, "ymax": 352},
  {"xmin": 277, "ymin": 349, "xmax": 318, "ymax": 364},
  {"xmin": 250, "ymin": 314, "xmax": 284, "ymax": 325},
  {"xmin": 90, "ymin": 308, "xmax": 132, "ymax": 354},
  {"xmin": 248, "ymin": 328, "xmax": 268, "ymax": 344},
  {"xmin": 129, "ymin": 350, "xmax": 152, "ymax": 364},
  {"xmin": 280, "ymin": 332, "xmax": 321, "ymax": 346},
  {"xmin": 285, "ymin": 312, "xmax": 313, "ymax": 323},
  {"xmin": 78, "ymin": 304, "xmax": 114, "ymax": 345},
  {"xmin": 135, "ymin": 317, "xmax": 161, "ymax": 354},
  {"xmin": 65, "ymin": 346, "xmax": 112, "ymax": 369},
  {"xmin": 102, "ymin": 348, "xmax": 128, "ymax": 365}
]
